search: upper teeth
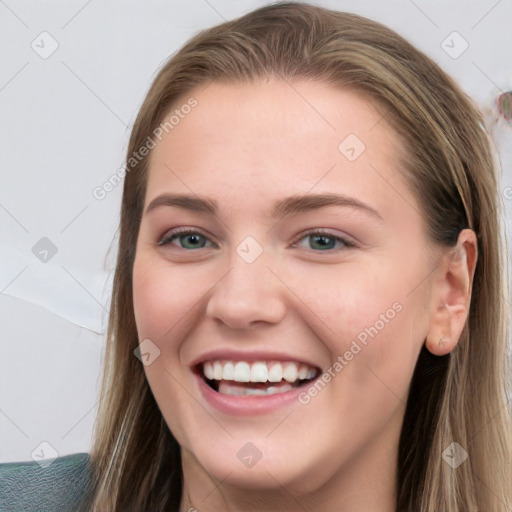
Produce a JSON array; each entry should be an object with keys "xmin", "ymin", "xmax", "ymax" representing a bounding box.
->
[{"xmin": 202, "ymin": 360, "xmax": 316, "ymax": 383}]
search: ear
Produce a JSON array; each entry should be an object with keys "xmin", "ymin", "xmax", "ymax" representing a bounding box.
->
[{"xmin": 425, "ymin": 229, "xmax": 478, "ymax": 356}]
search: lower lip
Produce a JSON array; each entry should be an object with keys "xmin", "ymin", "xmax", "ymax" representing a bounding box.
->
[{"xmin": 194, "ymin": 373, "xmax": 318, "ymax": 416}]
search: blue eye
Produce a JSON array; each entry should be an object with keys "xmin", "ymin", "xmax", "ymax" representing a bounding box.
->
[
  {"xmin": 293, "ymin": 230, "xmax": 355, "ymax": 251},
  {"xmin": 157, "ymin": 228, "xmax": 355, "ymax": 251},
  {"xmin": 157, "ymin": 228, "xmax": 215, "ymax": 250}
]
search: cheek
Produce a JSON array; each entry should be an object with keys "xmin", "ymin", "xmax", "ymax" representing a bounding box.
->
[
  {"xmin": 132, "ymin": 256, "xmax": 199, "ymax": 342},
  {"xmin": 132, "ymin": 257, "xmax": 201, "ymax": 444},
  {"xmin": 306, "ymin": 258, "xmax": 427, "ymax": 394}
]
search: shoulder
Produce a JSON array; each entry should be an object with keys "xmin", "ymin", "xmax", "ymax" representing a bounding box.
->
[{"xmin": 0, "ymin": 453, "xmax": 92, "ymax": 511}]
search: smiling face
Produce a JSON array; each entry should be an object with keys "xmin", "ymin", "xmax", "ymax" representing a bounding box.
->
[{"xmin": 132, "ymin": 80, "xmax": 437, "ymax": 506}]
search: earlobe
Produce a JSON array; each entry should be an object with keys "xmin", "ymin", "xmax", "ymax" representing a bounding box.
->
[
  {"xmin": 425, "ymin": 302, "xmax": 467, "ymax": 356},
  {"xmin": 425, "ymin": 229, "xmax": 478, "ymax": 356}
]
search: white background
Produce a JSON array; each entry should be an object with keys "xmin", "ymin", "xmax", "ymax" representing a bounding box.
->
[{"xmin": 1, "ymin": 0, "xmax": 511, "ymax": 462}]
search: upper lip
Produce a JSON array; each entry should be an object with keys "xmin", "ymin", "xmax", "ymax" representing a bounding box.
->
[{"xmin": 190, "ymin": 349, "xmax": 322, "ymax": 370}]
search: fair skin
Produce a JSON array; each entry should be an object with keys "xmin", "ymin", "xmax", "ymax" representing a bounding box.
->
[{"xmin": 132, "ymin": 80, "xmax": 477, "ymax": 512}]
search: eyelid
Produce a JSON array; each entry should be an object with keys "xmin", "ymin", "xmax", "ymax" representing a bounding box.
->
[
  {"xmin": 157, "ymin": 227, "xmax": 217, "ymax": 247},
  {"xmin": 157, "ymin": 226, "xmax": 357, "ymax": 251},
  {"xmin": 291, "ymin": 228, "xmax": 357, "ymax": 249}
]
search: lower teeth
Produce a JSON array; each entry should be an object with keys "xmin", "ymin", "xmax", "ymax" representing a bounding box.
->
[{"xmin": 217, "ymin": 381, "xmax": 294, "ymax": 396}]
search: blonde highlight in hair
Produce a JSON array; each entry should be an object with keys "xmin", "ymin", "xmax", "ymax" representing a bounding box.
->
[{"xmin": 83, "ymin": 3, "xmax": 512, "ymax": 510}]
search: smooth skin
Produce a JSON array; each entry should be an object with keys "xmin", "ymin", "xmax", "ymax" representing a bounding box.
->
[{"xmin": 132, "ymin": 80, "xmax": 477, "ymax": 512}]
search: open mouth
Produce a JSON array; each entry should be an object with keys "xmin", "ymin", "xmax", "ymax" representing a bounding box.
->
[{"xmin": 195, "ymin": 360, "xmax": 320, "ymax": 396}]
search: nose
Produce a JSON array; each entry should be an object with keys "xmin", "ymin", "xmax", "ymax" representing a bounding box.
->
[{"xmin": 205, "ymin": 244, "xmax": 287, "ymax": 330}]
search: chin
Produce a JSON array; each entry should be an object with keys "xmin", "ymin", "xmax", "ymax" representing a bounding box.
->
[{"xmin": 184, "ymin": 435, "xmax": 330, "ymax": 494}]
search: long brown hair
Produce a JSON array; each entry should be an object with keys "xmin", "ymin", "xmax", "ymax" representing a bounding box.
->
[{"xmin": 84, "ymin": 2, "xmax": 512, "ymax": 510}]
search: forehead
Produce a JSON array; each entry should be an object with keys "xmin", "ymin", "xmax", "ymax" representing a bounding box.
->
[
  {"xmin": 152, "ymin": 79, "xmax": 397, "ymax": 157},
  {"xmin": 144, "ymin": 80, "xmax": 413, "ymax": 222}
]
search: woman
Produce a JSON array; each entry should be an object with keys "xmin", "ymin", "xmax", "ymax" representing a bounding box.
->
[{"xmin": 84, "ymin": 2, "xmax": 512, "ymax": 510}]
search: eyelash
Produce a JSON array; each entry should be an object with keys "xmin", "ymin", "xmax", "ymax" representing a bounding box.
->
[{"xmin": 157, "ymin": 228, "xmax": 357, "ymax": 252}]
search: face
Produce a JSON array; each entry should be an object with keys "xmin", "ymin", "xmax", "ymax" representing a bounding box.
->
[{"xmin": 132, "ymin": 80, "xmax": 435, "ymax": 496}]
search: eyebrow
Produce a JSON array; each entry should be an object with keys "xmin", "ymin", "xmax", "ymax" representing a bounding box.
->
[{"xmin": 144, "ymin": 192, "xmax": 384, "ymax": 222}]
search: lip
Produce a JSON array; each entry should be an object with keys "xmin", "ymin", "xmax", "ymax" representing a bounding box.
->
[{"xmin": 193, "ymin": 371, "xmax": 320, "ymax": 416}]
